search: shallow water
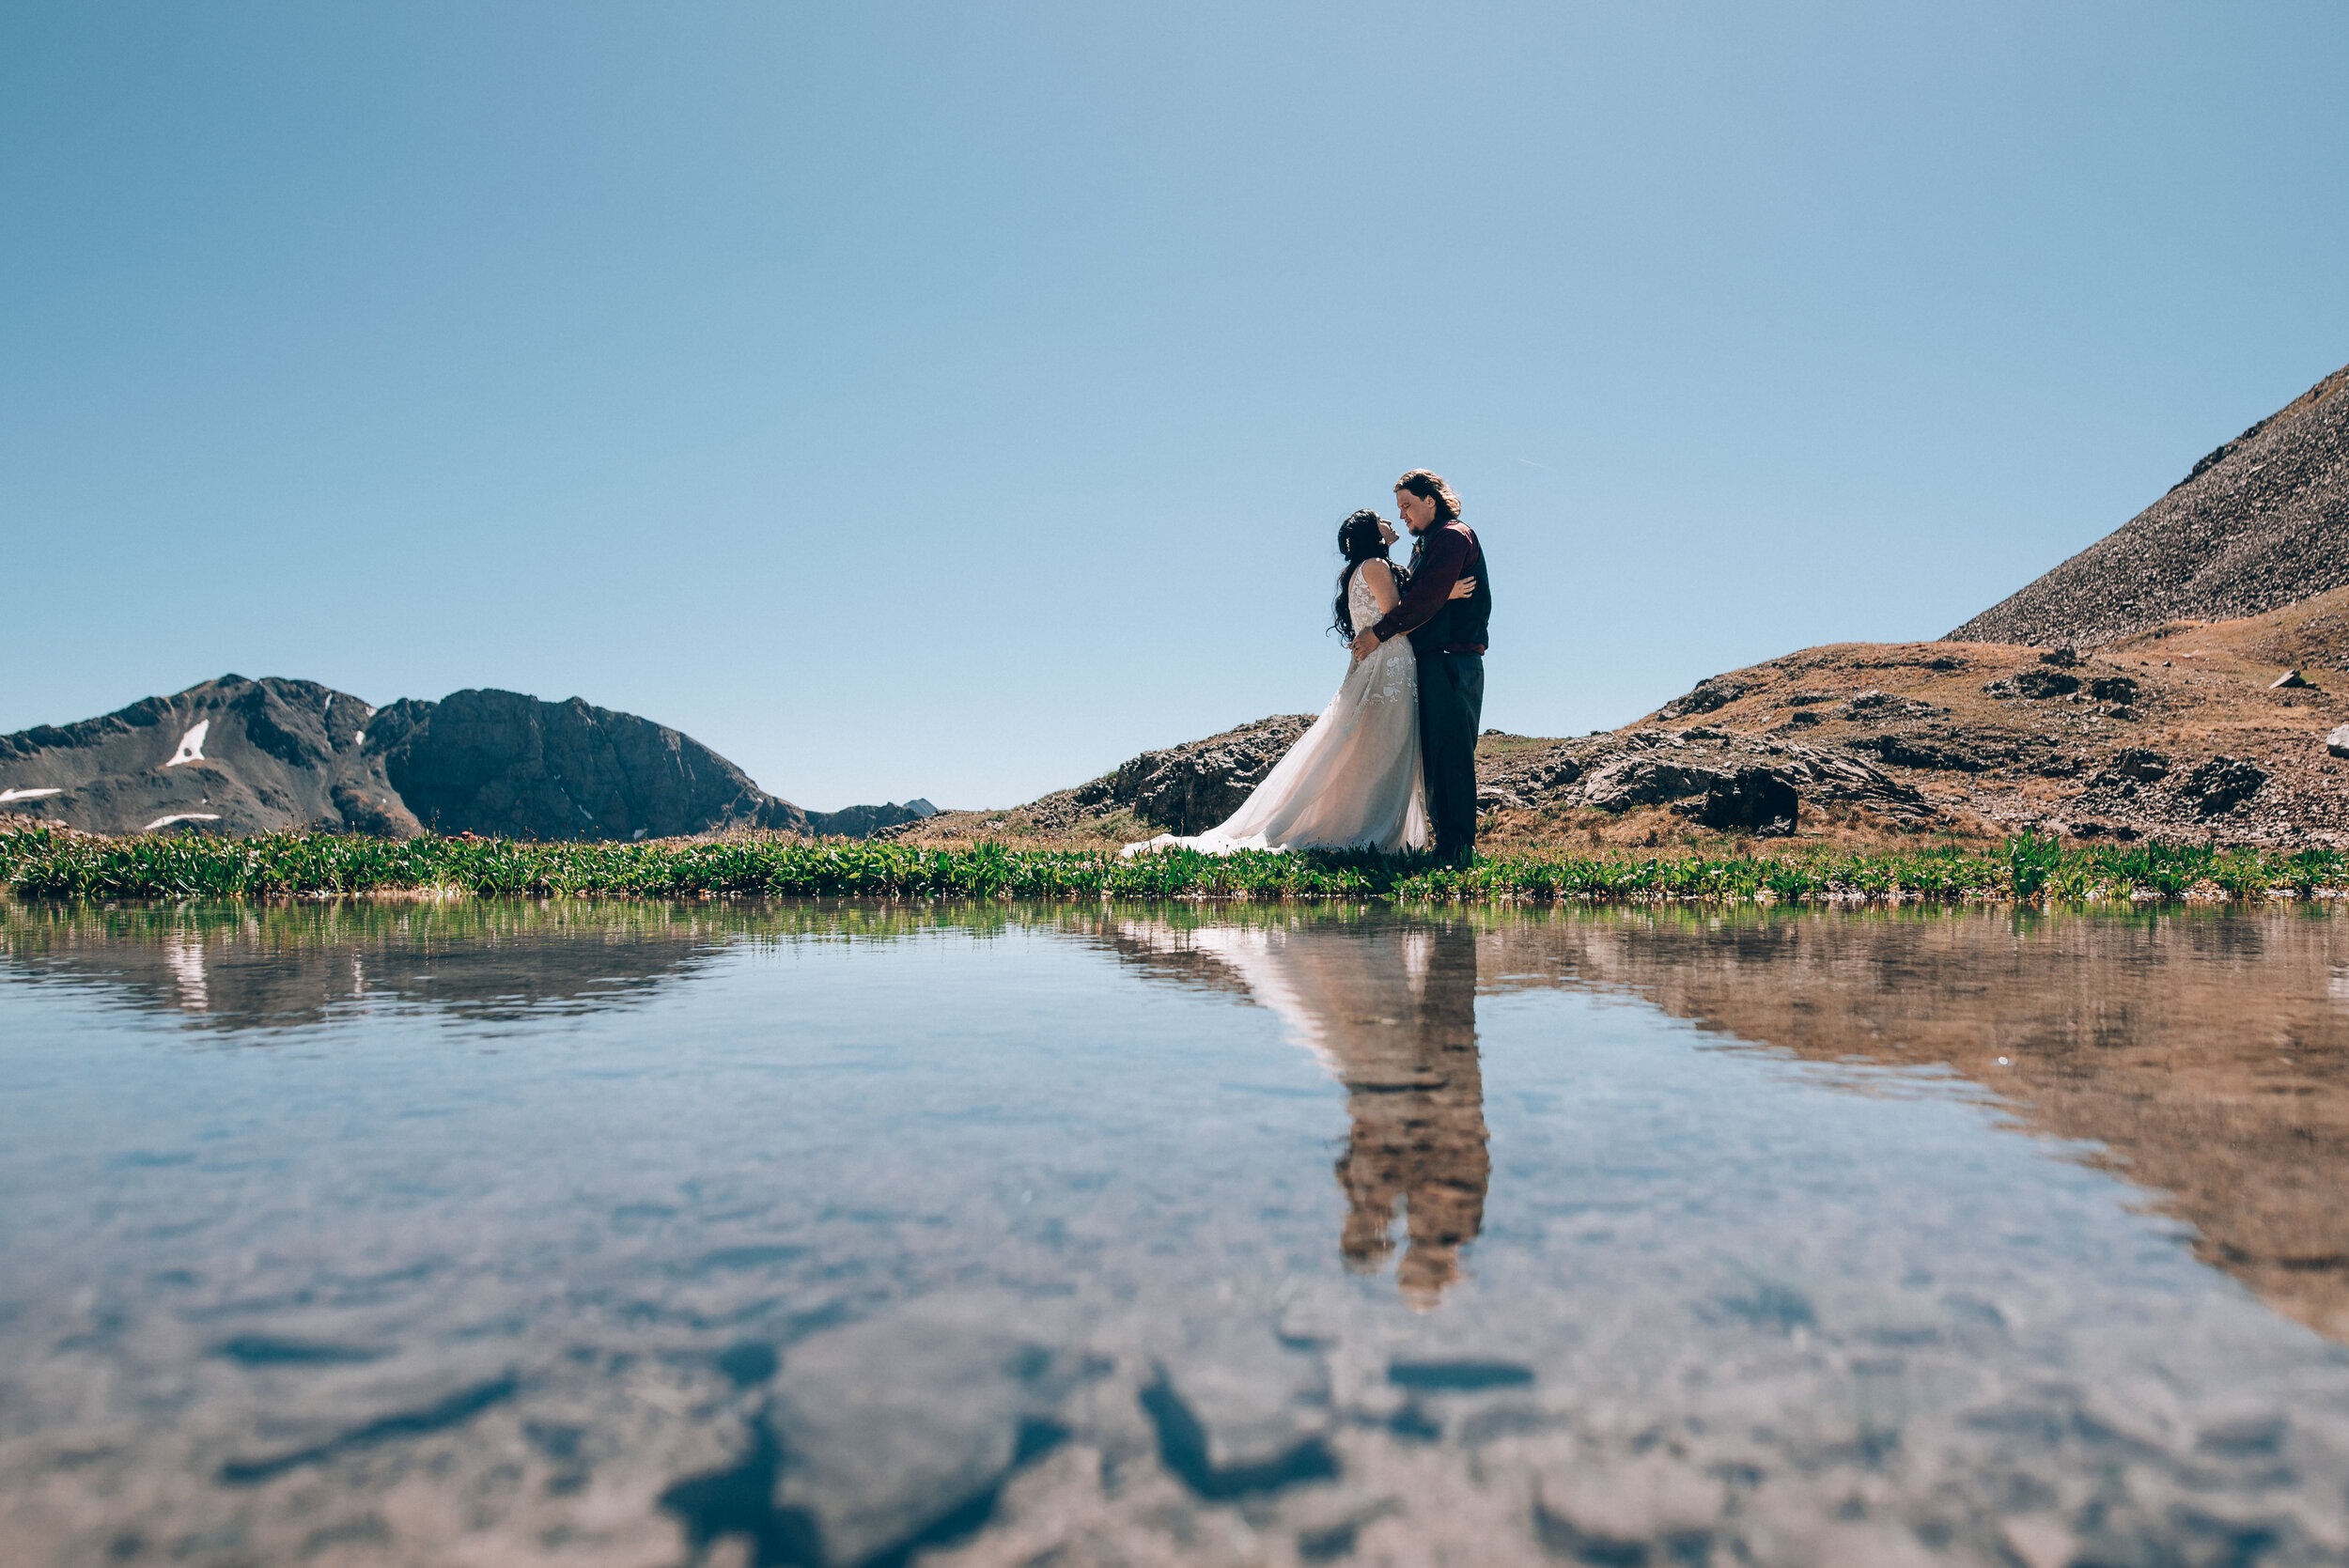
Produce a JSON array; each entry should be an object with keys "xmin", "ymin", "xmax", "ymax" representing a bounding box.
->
[{"xmin": 5, "ymin": 900, "xmax": 2349, "ymax": 1566}]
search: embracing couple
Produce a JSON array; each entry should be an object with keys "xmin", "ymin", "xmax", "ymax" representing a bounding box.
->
[{"xmin": 1127, "ymin": 469, "xmax": 1491, "ymax": 865}]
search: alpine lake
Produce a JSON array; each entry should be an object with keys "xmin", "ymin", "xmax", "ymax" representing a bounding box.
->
[{"xmin": 7, "ymin": 897, "xmax": 2349, "ymax": 1568}]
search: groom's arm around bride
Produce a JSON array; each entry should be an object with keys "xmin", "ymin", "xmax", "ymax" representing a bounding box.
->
[{"xmin": 1346, "ymin": 528, "xmax": 1476, "ymax": 660}]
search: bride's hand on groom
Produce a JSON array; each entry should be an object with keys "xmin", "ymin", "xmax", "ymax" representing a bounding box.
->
[{"xmin": 1451, "ymin": 575, "xmax": 1477, "ymax": 600}]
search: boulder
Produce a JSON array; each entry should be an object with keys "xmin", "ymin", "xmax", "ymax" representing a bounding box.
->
[
  {"xmin": 1843, "ymin": 732, "xmax": 2009, "ymax": 772},
  {"xmin": 2272, "ymin": 670, "xmax": 2312, "ymax": 690},
  {"xmin": 1475, "ymin": 785, "xmax": 1528, "ymax": 815},
  {"xmin": 1766, "ymin": 742, "xmax": 1932, "ymax": 813},
  {"xmin": 1579, "ymin": 758, "xmax": 1733, "ymax": 812},
  {"xmin": 2329, "ymin": 726, "xmax": 2349, "ymax": 760},
  {"xmin": 1674, "ymin": 768, "xmax": 1799, "ymax": 836},
  {"xmin": 2182, "ymin": 754, "xmax": 2268, "ymax": 815},
  {"xmin": 1655, "ymin": 675, "xmax": 1746, "ymax": 721},
  {"xmin": 2015, "ymin": 669, "xmax": 2082, "ymax": 700}
]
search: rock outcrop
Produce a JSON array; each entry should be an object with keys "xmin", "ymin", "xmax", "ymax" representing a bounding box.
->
[
  {"xmin": 0, "ymin": 678, "xmax": 927, "ymax": 841},
  {"xmin": 1950, "ymin": 363, "xmax": 2349, "ymax": 647},
  {"xmin": 1476, "ymin": 726, "xmax": 1932, "ymax": 827},
  {"xmin": 1011, "ymin": 714, "xmax": 1318, "ymax": 836},
  {"xmin": 370, "ymin": 689, "xmax": 805, "ymax": 841}
]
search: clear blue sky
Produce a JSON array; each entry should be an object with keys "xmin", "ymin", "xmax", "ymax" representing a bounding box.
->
[{"xmin": 6, "ymin": 3, "xmax": 2345, "ymax": 810}]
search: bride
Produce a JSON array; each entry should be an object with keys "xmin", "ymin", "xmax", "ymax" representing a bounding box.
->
[{"xmin": 1124, "ymin": 510, "xmax": 1475, "ymax": 857}]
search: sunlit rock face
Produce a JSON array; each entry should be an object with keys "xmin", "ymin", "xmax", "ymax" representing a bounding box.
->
[
  {"xmin": 371, "ymin": 688, "xmax": 807, "ymax": 842},
  {"xmin": 0, "ymin": 675, "xmax": 414, "ymax": 837}
]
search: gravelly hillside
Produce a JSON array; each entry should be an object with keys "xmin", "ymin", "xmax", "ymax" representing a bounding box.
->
[{"xmin": 1949, "ymin": 363, "xmax": 2349, "ymax": 647}]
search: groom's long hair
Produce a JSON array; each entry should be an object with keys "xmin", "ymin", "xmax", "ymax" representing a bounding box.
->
[
  {"xmin": 1394, "ymin": 469, "xmax": 1462, "ymax": 522},
  {"xmin": 1332, "ymin": 509, "xmax": 1398, "ymax": 639}
]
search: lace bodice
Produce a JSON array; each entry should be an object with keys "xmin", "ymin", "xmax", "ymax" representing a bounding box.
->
[
  {"xmin": 1348, "ymin": 569, "xmax": 1415, "ymax": 706},
  {"xmin": 1348, "ymin": 570, "xmax": 1386, "ymax": 639}
]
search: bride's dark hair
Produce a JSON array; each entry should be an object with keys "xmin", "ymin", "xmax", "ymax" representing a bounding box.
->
[{"xmin": 1332, "ymin": 509, "xmax": 1397, "ymax": 638}]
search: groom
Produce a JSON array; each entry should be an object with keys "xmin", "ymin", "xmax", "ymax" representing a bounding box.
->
[{"xmin": 1350, "ymin": 469, "xmax": 1490, "ymax": 864}]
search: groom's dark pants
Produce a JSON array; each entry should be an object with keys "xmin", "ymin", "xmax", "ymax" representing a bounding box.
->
[{"xmin": 1418, "ymin": 652, "xmax": 1485, "ymax": 861}]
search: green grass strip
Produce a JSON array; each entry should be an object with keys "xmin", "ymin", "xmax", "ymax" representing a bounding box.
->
[{"xmin": 4, "ymin": 826, "xmax": 2344, "ymax": 905}]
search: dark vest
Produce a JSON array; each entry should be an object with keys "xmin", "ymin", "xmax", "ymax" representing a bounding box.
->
[{"xmin": 1408, "ymin": 522, "xmax": 1491, "ymax": 653}]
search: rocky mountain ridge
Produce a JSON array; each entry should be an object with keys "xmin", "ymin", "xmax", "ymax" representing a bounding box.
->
[
  {"xmin": 0, "ymin": 677, "xmax": 932, "ymax": 841},
  {"xmin": 1949, "ymin": 362, "xmax": 2349, "ymax": 647}
]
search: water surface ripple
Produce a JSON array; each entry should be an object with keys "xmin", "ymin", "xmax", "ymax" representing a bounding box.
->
[{"xmin": 5, "ymin": 900, "xmax": 2349, "ymax": 1566}]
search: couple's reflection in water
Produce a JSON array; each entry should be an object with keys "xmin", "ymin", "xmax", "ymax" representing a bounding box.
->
[{"xmin": 1122, "ymin": 916, "xmax": 1489, "ymax": 1309}]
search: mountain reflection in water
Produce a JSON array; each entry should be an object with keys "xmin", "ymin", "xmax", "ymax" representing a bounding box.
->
[
  {"xmin": 8, "ymin": 900, "xmax": 2349, "ymax": 1567},
  {"xmin": 1495, "ymin": 908, "xmax": 2349, "ymax": 1343},
  {"xmin": 0, "ymin": 899, "xmax": 726, "ymax": 1029}
]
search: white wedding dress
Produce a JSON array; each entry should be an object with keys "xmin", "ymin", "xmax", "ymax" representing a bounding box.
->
[{"xmin": 1124, "ymin": 570, "xmax": 1428, "ymax": 856}]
